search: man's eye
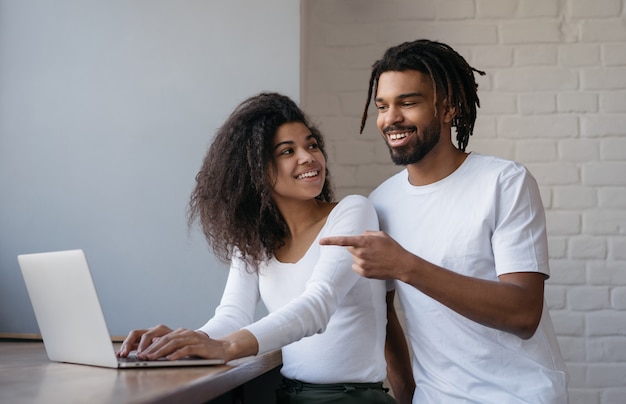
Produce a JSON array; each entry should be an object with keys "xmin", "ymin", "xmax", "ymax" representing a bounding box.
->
[
  {"xmin": 402, "ymin": 102, "xmax": 416, "ymax": 107},
  {"xmin": 376, "ymin": 104, "xmax": 388, "ymax": 111}
]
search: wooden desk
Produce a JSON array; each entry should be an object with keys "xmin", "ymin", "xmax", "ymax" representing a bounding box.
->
[{"xmin": 0, "ymin": 340, "xmax": 282, "ymax": 404}]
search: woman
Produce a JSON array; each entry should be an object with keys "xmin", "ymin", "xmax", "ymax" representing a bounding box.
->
[{"xmin": 117, "ymin": 92, "xmax": 397, "ymax": 403}]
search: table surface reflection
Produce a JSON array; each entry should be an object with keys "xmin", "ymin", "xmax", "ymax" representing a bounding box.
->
[{"xmin": 0, "ymin": 340, "xmax": 282, "ymax": 404}]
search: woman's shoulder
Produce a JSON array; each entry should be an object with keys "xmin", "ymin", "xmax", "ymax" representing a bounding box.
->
[
  {"xmin": 326, "ymin": 194, "xmax": 378, "ymax": 229},
  {"xmin": 334, "ymin": 194, "xmax": 374, "ymax": 211}
]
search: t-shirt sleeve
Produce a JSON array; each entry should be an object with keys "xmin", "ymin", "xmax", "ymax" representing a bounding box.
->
[
  {"xmin": 244, "ymin": 195, "xmax": 380, "ymax": 354},
  {"xmin": 492, "ymin": 166, "xmax": 550, "ymax": 277}
]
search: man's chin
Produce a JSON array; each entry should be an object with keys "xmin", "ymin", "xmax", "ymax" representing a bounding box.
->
[
  {"xmin": 389, "ymin": 148, "xmax": 415, "ymax": 165},
  {"xmin": 389, "ymin": 150, "xmax": 426, "ymax": 166}
]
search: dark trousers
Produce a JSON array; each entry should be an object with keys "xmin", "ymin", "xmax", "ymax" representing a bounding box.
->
[{"xmin": 275, "ymin": 377, "xmax": 398, "ymax": 404}]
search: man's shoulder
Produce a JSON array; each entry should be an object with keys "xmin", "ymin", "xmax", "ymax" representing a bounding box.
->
[
  {"xmin": 467, "ymin": 152, "xmax": 527, "ymax": 173},
  {"xmin": 465, "ymin": 152, "xmax": 531, "ymax": 185}
]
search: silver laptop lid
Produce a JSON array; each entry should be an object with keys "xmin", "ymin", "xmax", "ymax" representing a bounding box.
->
[{"xmin": 18, "ymin": 249, "xmax": 119, "ymax": 368}]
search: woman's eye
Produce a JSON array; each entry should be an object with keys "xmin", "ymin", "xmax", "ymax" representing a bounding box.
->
[
  {"xmin": 309, "ymin": 143, "xmax": 319, "ymax": 150},
  {"xmin": 279, "ymin": 148, "xmax": 293, "ymax": 156}
]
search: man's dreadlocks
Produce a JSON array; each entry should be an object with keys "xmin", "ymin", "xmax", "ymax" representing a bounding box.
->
[{"xmin": 361, "ymin": 39, "xmax": 486, "ymax": 152}]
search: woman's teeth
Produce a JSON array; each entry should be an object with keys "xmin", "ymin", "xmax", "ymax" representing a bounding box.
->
[{"xmin": 297, "ymin": 171, "xmax": 318, "ymax": 179}]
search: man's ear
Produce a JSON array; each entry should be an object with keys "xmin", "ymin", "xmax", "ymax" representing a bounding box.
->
[{"xmin": 441, "ymin": 99, "xmax": 457, "ymax": 123}]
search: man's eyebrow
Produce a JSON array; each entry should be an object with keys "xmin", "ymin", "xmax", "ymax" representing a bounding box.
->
[{"xmin": 375, "ymin": 92, "xmax": 425, "ymax": 103}]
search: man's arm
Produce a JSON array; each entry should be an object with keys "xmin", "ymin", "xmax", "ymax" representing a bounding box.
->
[
  {"xmin": 320, "ymin": 232, "xmax": 545, "ymax": 339},
  {"xmin": 384, "ymin": 290, "xmax": 415, "ymax": 404}
]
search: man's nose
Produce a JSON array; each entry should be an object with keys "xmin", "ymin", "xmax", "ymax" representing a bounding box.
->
[{"xmin": 383, "ymin": 105, "xmax": 403, "ymax": 127}]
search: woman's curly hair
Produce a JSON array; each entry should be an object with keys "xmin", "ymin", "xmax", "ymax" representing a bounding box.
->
[{"xmin": 188, "ymin": 92, "xmax": 334, "ymax": 270}]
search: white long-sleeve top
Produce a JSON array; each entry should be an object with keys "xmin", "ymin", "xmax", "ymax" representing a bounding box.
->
[{"xmin": 198, "ymin": 195, "xmax": 388, "ymax": 384}]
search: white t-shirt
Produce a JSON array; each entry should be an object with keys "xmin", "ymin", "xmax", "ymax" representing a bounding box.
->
[
  {"xmin": 370, "ymin": 152, "xmax": 568, "ymax": 403},
  {"xmin": 198, "ymin": 195, "xmax": 388, "ymax": 384}
]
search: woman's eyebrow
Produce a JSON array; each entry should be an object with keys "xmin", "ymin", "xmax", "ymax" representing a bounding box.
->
[
  {"xmin": 273, "ymin": 140, "xmax": 294, "ymax": 150},
  {"xmin": 273, "ymin": 134, "xmax": 316, "ymax": 150}
]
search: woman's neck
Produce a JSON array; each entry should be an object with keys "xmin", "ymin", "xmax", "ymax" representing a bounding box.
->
[
  {"xmin": 278, "ymin": 199, "xmax": 332, "ymax": 236},
  {"xmin": 273, "ymin": 198, "xmax": 335, "ymax": 263}
]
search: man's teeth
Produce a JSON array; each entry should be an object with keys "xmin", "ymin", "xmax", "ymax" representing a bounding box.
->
[
  {"xmin": 297, "ymin": 171, "xmax": 318, "ymax": 179},
  {"xmin": 389, "ymin": 132, "xmax": 409, "ymax": 140}
]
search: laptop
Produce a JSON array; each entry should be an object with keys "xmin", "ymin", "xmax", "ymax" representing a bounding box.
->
[{"xmin": 17, "ymin": 249, "xmax": 225, "ymax": 368}]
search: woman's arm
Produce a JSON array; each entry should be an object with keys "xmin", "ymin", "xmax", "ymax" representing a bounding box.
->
[
  {"xmin": 117, "ymin": 256, "xmax": 261, "ymax": 359},
  {"xmin": 243, "ymin": 195, "xmax": 380, "ymax": 355},
  {"xmin": 122, "ymin": 327, "xmax": 259, "ymax": 363},
  {"xmin": 122, "ymin": 197, "xmax": 381, "ymax": 362}
]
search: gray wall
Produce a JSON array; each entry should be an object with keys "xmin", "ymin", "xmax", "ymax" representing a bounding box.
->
[{"xmin": 0, "ymin": 0, "xmax": 300, "ymax": 336}]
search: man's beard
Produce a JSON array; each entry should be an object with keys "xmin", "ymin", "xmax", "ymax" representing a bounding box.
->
[{"xmin": 385, "ymin": 118, "xmax": 441, "ymax": 165}]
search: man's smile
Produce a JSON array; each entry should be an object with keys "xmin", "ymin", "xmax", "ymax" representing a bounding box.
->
[{"xmin": 384, "ymin": 127, "xmax": 416, "ymax": 147}]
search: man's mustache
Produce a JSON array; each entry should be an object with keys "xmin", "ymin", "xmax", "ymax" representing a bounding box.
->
[{"xmin": 382, "ymin": 125, "xmax": 417, "ymax": 135}]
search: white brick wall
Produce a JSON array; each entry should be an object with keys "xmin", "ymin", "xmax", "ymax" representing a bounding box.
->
[{"xmin": 302, "ymin": 0, "xmax": 626, "ymax": 402}]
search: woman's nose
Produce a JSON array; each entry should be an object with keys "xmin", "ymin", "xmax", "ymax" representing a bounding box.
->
[{"xmin": 297, "ymin": 148, "xmax": 315, "ymax": 164}]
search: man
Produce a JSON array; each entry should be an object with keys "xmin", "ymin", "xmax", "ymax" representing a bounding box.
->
[{"xmin": 320, "ymin": 39, "xmax": 568, "ymax": 403}]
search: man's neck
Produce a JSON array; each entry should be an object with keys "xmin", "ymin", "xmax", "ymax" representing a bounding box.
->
[{"xmin": 406, "ymin": 146, "xmax": 468, "ymax": 186}]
